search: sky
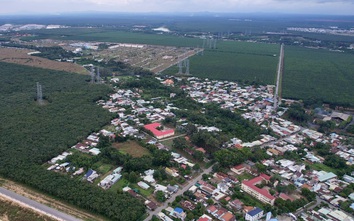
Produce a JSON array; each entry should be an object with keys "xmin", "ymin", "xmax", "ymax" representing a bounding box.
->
[{"xmin": 0, "ymin": 0, "xmax": 353, "ymax": 15}]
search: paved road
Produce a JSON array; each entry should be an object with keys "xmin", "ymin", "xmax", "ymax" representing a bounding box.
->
[
  {"xmin": 295, "ymin": 196, "xmax": 337, "ymax": 216},
  {"xmin": 159, "ymin": 134, "xmax": 186, "ymax": 142},
  {"xmin": 274, "ymin": 43, "xmax": 285, "ymax": 110},
  {"xmin": 261, "ymin": 126, "xmax": 305, "ymax": 148},
  {"xmin": 144, "ymin": 164, "xmax": 214, "ymax": 221},
  {"xmin": 0, "ymin": 187, "xmax": 82, "ymax": 221}
]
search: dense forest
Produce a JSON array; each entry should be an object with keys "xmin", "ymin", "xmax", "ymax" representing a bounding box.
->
[{"xmin": 0, "ymin": 62, "xmax": 145, "ymax": 221}]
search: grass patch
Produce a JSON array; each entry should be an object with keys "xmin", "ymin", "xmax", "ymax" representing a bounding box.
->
[
  {"xmin": 23, "ymin": 28, "xmax": 203, "ymax": 47},
  {"xmin": 109, "ymin": 178, "xmax": 130, "ymax": 193},
  {"xmin": 0, "ymin": 198, "xmax": 57, "ymax": 221},
  {"xmin": 109, "ymin": 178, "xmax": 154, "ymax": 197},
  {"xmin": 102, "ymin": 125, "xmax": 116, "ymax": 132},
  {"xmin": 242, "ymin": 193, "xmax": 266, "ymax": 209},
  {"xmin": 160, "ymin": 139, "xmax": 174, "ymax": 148},
  {"xmin": 113, "ymin": 140, "xmax": 151, "ymax": 158},
  {"xmin": 131, "ymin": 183, "xmax": 154, "ymax": 197},
  {"xmin": 308, "ymin": 163, "xmax": 338, "ymax": 174},
  {"xmin": 96, "ymin": 163, "xmax": 113, "ymax": 174},
  {"xmin": 236, "ymin": 173, "xmax": 255, "ymax": 182}
]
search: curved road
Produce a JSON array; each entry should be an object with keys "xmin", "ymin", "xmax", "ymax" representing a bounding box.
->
[{"xmin": 0, "ymin": 187, "xmax": 82, "ymax": 221}]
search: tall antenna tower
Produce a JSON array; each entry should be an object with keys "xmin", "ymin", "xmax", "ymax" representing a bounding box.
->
[
  {"xmin": 96, "ymin": 67, "xmax": 101, "ymax": 83},
  {"xmin": 36, "ymin": 82, "xmax": 43, "ymax": 103},
  {"xmin": 178, "ymin": 61, "xmax": 183, "ymax": 74},
  {"xmin": 185, "ymin": 59, "xmax": 190, "ymax": 75},
  {"xmin": 90, "ymin": 65, "xmax": 95, "ymax": 83}
]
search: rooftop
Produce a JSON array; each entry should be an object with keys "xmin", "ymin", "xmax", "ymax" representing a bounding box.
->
[
  {"xmin": 248, "ymin": 207, "xmax": 263, "ymax": 216},
  {"xmin": 144, "ymin": 123, "xmax": 174, "ymax": 138}
]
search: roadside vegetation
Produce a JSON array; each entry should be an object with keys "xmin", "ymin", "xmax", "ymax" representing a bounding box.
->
[{"xmin": 0, "ymin": 197, "xmax": 56, "ymax": 221}]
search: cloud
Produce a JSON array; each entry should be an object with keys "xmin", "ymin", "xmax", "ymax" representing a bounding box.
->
[
  {"xmin": 274, "ymin": 0, "xmax": 354, "ymax": 3},
  {"xmin": 0, "ymin": 0, "xmax": 353, "ymax": 15}
]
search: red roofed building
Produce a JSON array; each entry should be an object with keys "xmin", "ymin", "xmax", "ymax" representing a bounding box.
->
[
  {"xmin": 163, "ymin": 79, "xmax": 174, "ymax": 86},
  {"xmin": 220, "ymin": 211, "xmax": 236, "ymax": 221},
  {"xmin": 195, "ymin": 147, "xmax": 206, "ymax": 154},
  {"xmin": 144, "ymin": 123, "xmax": 175, "ymax": 139},
  {"xmin": 197, "ymin": 215, "xmax": 213, "ymax": 221},
  {"xmin": 279, "ymin": 193, "xmax": 294, "ymax": 202},
  {"xmin": 241, "ymin": 173, "xmax": 276, "ymax": 205},
  {"xmin": 231, "ymin": 164, "xmax": 246, "ymax": 175}
]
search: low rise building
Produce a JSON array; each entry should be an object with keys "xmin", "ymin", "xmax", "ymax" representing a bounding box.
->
[{"xmin": 241, "ymin": 174, "xmax": 276, "ymax": 205}]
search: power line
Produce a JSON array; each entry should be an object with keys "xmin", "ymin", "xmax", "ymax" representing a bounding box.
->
[{"xmin": 36, "ymin": 82, "xmax": 43, "ymax": 104}]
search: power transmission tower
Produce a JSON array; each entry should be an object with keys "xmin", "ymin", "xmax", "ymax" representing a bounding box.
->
[
  {"xmin": 185, "ymin": 59, "xmax": 190, "ymax": 75},
  {"xmin": 90, "ymin": 66, "xmax": 95, "ymax": 83},
  {"xmin": 96, "ymin": 66, "xmax": 101, "ymax": 83},
  {"xmin": 178, "ymin": 61, "xmax": 183, "ymax": 74},
  {"xmin": 36, "ymin": 82, "xmax": 43, "ymax": 104}
]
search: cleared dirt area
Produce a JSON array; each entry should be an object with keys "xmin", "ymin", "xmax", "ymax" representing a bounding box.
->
[
  {"xmin": 0, "ymin": 47, "xmax": 88, "ymax": 74},
  {"xmin": 113, "ymin": 140, "xmax": 151, "ymax": 158},
  {"xmin": 0, "ymin": 178, "xmax": 104, "ymax": 221}
]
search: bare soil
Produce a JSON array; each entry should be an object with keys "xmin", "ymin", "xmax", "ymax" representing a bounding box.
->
[{"xmin": 0, "ymin": 47, "xmax": 88, "ymax": 74}]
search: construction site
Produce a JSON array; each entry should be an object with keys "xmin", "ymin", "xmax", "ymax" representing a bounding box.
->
[{"xmin": 10, "ymin": 38, "xmax": 203, "ymax": 74}]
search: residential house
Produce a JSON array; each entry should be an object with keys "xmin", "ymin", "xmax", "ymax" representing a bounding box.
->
[
  {"xmin": 229, "ymin": 199, "xmax": 243, "ymax": 211},
  {"xmin": 145, "ymin": 200, "xmax": 157, "ymax": 211},
  {"xmin": 170, "ymin": 207, "xmax": 186, "ymax": 220},
  {"xmin": 245, "ymin": 207, "xmax": 264, "ymax": 221}
]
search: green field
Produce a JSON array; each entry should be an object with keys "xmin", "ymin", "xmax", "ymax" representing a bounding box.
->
[
  {"xmin": 283, "ymin": 46, "xmax": 354, "ymax": 106},
  {"xmin": 22, "ymin": 28, "xmax": 354, "ymax": 107},
  {"xmin": 24, "ymin": 28, "xmax": 203, "ymax": 47},
  {"xmin": 113, "ymin": 140, "xmax": 151, "ymax": 158},
  {"xmin": 164, "ymin": 41, "xmax": 280, "ymax": 84}
]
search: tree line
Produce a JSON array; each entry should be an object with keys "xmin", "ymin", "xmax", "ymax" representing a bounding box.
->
[{"xmin": 0, "ymin": 62, "xmax": 146, "ymax": 220}]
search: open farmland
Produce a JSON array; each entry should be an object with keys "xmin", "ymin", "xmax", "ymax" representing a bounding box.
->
[
  {"xmin": 282, "ymin": 46, "xmax": 354, "ymax": 106},
  {"xmin": 164, "ymin": 41, "xmax": 280, "ymax": 84},
  {"xmin": 0, "ymin": 47, "xmax": 88, "ymax": 74},
  {"xmin": 89, "ymin": 44, "xmax": 200, "ymax": 73},
  {"xmin": 113, "ymin": 140, "xmax": 151, "ymax": 158},
  {"xmin": 14, "ymin": 38, "xmax": 200, "ymax": 74},
  {"xmin": 23, "ymin": 28, "xmax": 203, "ymax": 47}
]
